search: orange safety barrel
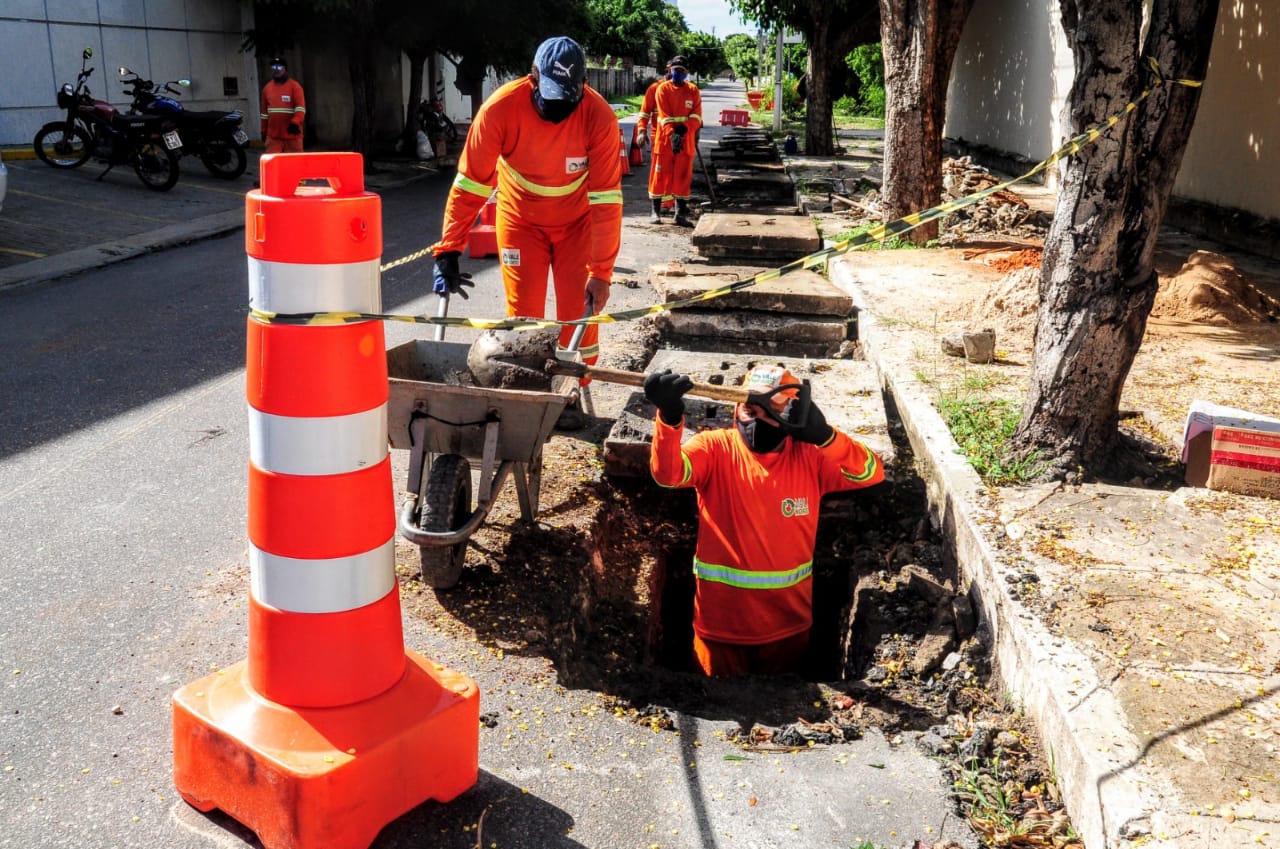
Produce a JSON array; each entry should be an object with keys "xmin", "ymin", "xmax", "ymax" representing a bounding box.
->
[{"xmin": 172, "ymin": 152, "xmax": 479, "ymax": 849}]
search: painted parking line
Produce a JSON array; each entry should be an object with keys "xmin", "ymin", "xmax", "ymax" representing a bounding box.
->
[
  {"xmin": 7, "ymin": 188, "xmax": 171, "ymax": 223},
  {"xmin": 0, "ymin": 247, "xmax": 47, "ymax": 258},
  {"xmin": 181, "ymin": 181, "xmax": 250, "ymax": 197}
]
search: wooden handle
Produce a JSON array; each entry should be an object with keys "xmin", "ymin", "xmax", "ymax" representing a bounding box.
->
[{"xmin": 547, "ymin": 360, "xmax": 750, "ymax": 403}]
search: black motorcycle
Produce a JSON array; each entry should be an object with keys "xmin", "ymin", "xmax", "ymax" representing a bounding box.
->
[
  {"xmin": 119, "ymin": 68, "xmax": 249, "ymax": 180},
  {"xmin": 33, "ymin": 48, "xmax": 182, "ymax": 192}
]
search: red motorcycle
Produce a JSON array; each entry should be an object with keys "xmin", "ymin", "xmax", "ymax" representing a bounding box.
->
[{"xmin": 33, "ymin": 47, "xmax": 182, "ymax": 192}]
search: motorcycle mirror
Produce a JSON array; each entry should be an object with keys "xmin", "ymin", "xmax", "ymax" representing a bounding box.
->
[
  {"xmin": 119, "ymin": 66, "xmax": 131, "ymax": 75},
  {"xmin": 177, "ymin": 79, "xmax": 191, "ymax": 87},
  {"xmin": 83, "ymin": 47, "xmax": 93, "ymax": 59}
]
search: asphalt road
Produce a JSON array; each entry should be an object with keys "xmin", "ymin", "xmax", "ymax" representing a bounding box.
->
[{"xmin": 0, "ymin": 80, "xmax": 977, "ymax": 849}]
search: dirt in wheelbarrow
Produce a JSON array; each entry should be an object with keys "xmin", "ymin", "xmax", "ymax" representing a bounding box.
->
[{"xmin": 394, "ymin": 414, "xmax": 1081, "ymax": 845}]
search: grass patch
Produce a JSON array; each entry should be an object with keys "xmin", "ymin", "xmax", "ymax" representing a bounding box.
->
[
  {"xmin": 937, "ymin": 393, "xmax": 1045, "ymax": 484},
  {"xmin": 831, "ymin": 223, "xmax": 939, "ymax": 250}
]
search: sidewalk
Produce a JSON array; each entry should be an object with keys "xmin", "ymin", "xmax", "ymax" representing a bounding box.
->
[
  {"xmin": 830, "ymin": 249, "xmax": 1280, "ymax": 849},
  {"xmin": 0, "ymin": 145, "xmax": 444, "ymax": 292}
]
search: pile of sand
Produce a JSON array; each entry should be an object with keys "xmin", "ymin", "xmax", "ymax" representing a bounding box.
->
[
  {"xmin": 967, "ymin": 266, "xmax": 1041, "ymax": 341},
  {"xmin": 1152, "ymin": 250, "xmax": 1279, "ymax": 325}
]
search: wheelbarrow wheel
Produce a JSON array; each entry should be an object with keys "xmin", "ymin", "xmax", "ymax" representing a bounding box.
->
[{"xmin": 419, "ymin": 453, "xmax": 472, "ymax": 590}]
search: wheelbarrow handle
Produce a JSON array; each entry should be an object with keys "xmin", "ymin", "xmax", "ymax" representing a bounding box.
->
[{"xmin": 546, "ymin": 360, "xmax": 752, "ymax": 403}]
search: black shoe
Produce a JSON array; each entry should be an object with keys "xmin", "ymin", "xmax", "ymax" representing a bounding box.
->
[
  {"xmin": 649, "ymin": 199, "xmax": 663, "ymax": 224},
  {"xmin": 674, "ymin": 201, "xmax": 693, "ymax": 227},
  {"xmin": 555, "ymin": 394, "xmax": 587, "ymax": 431}
]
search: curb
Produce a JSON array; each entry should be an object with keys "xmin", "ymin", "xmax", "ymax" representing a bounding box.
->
[
  {"xmin": 0, "ymin": 209, "xmax": 244, "ymax": 293},
  {"xmin": 829, "ymin": 257, "xmax": 1185, "ymax": 849},
  {"xmin": 2, "ymin": 147, "xmax": 38, "ymax": 161}
]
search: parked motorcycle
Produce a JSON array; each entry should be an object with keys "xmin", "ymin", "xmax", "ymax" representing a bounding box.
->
[
  {"xmin": 417, "ymin": 99, "xmax": 459, "ymax": 143},
  {"xmin": 119, "ymin": 68, "xmax": 249, "ymax": 180},
  {"xmin": 33, "ymin": 48, "xmax": 182, "ymax": 192}
]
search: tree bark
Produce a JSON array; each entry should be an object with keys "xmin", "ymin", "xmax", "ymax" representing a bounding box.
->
[
  {"xmin": 1007, "ymin": 0, "xmax": 1219, "ymax": 478},
  {"xmin": 878, "ymin": 0, "xmax": 976, "ymax": 243},
  {"xmin": 346, "ymin": 0, "xmax": 378, "ymax": 159},
  {"xmin": 801, "ymin": 4, "xmax": 878, "ymax": 156},
  {"xmin": 402, "ymin": 47, "xmax": 428, "ymax": 152}
]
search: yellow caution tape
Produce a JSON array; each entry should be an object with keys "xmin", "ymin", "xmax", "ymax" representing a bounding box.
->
[{"xmin": 259, "ymin": 59, "xmax": 1199, "ymax": 331}]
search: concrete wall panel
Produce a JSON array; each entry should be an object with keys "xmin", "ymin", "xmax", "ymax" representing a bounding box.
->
[
  {"xmin": 3, "ymin": 1, "xmax": 49, "ymax": 17},
  {"xmin": 184, "ymin": 0, "xmax": 239, "ymax": 32},
  {"xmin": 45, "ymin": 0, "xmax": 99, "ymax": 24},
  {"xmin": 48, "ymin": 24, "xmax": 107, "ymax": 104},
  {"xmin": 99, "ymin": 26, "xmax": 151, "ymax": 103},
  {"xmin": 1174, "ymin": 2, "xmax": 1280, "ymax": 220},
  {"xmin": 99, "ymin": 0, "xmax": 148, "ymax": 28},
  {"xmin": 143, "ymin": 0, "xmax": 186, "ymax": 30},
  {"xmin": 0, "ymin": 21, "xmax": 55, "ymax": 108}
]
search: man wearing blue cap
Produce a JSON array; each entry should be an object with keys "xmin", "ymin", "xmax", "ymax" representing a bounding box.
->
[{"xmin": 431, "ymin": 36, "xmax": 623, "ymax": 417}]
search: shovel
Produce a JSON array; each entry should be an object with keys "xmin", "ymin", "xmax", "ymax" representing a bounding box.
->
[{"xmin": 546, "ymin": 360, "xmax": 752, "ymax": 403}]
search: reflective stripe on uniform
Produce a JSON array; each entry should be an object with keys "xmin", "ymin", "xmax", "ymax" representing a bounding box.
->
[
  {"xmin": 655, "ymin": 452, "xmax": 693, "ymax": 488},
  {"xmin": 840, "ymin": 452, "xmax": 880, "ymax": 484},
  {"xmin": 249, "ymin": 405, "xmax": 388, "ymax": 476},
  {"xmin": 248, "ymin": 257, "xmax": 381, "ymax": 314},
  {"xmin": 693, "ymin": 557, "xmax": 813, "ymax": 589},
  {"xmin": 659, "ymin": 116, "xmax": 690, "ymax": 124},
  {"xmin": 498, "ymin": 158, "xmax": 586, "ymax": 197},
  {"xmin": 452, "ymin": 172, "xmax": 493, "ymax": 198},
  {"xmin": 250, "ymin": 537, "xmax": 396, "ymax": 613},
  {"xmin": 266, "ymin": 108, "xmax": 296, "ymax": 114},
  {"xmin": 587, "ymin": 189, "xmax": 623, "ymax": 205}
]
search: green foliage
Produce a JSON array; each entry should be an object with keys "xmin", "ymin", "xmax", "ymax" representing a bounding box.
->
[
  {"xmin": 937, "ymin": 394, "xmax": 1045, "ymax": 484},
  {"xmin": 584, "ymin": 0, "xmax": 687, "ymax": 66},
  {"xmin": 723, "ymin": 33, "xmax": 761, "ymax": 80},
  {"xmin": 831, "ymin": 224, "xmax": 938, "ymax": 250},
  {"xmin": 679, "ymin": 31, "xmax": 726, "ymax": 77},
  {"xmin": 844, "ymin": 42, "xmax": 885, "ymax": 118}
]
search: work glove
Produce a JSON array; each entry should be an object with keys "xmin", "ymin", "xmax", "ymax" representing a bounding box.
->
[
  {"xmin": 670, "ymin": 130, "xmax": 684, "ymax": 154},
  {"xmin": 644, "ymin": 369, "xmax": 693, "ymax": 427},
  {"xmin": 784, "ymin": 397, "xmax": 834, "ymax": 446},
  {"xmin": 287, "ymin": 122, "xmax": 301, "ymax": 136},
  {"xmin": 636, "ymin": 128, "xmax": 648, "ymax": 147},
  {"xmin": 432, "ymin": 251, "xmax": 474, "ymax": 299}
]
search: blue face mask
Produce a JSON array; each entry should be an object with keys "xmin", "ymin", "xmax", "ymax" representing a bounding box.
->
[{"xmin": 670, "ymin": 70, "xmax": 688, "ymax": 85}]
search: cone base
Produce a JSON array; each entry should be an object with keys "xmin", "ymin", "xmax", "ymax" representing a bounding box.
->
[{"xmin": 173, "ymin": 651, "xmax": 479, "ymax": 849}]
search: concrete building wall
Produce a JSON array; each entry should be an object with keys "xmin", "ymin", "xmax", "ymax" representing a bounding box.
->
[
  {"xmin": 945, "ymin": 0, "xmax": 1279, "ymax": 222},
  {"xmin": 0, "ymin": 0, "xmax": 258, "ymax": 147}
]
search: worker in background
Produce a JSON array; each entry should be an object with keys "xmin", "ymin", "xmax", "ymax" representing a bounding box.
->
[
  {"xmin": 430, "ymin": 36, "xmax": 623, "ymax": 425},
  {"xmin": 260, "ymin": 57, "xmax": 305, "ymax": 153},
  {"xmin": 644, "ymin": 366, "xmax": 885, "ymax": 676},
  {"xmin": 639, "ymin": 56, "xmax": 702, "ymax": 226},
  {"xmin": 634, "ymin": 62, "xmax": 671, "ymax": 209}
]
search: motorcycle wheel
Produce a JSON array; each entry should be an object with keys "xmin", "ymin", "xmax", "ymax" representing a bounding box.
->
[
  {"xmin": 200, "ymin": 139, "xmax": 247, "ymax": 180},
  {"xmin": 33, "ymin": 123, "xmax": 91, "ymax": 168},
  {"xmin": 133, "ymin": 140, "xmax": 180, "ymax": 192}
]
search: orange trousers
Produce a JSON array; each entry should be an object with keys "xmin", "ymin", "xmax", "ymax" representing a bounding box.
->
[
  {"xmin": 693, "ymin": 631, "xmax": 809, "ymax": 677},
  {"xmin": 495, "ymin": 210, "xmax": 599, "ymax": 363},
  {"xmin": 647, "ymin": 130, "xmax": 695, "ymax": 201},
  {"xmin": 264, "ymin": 136, "xmax": 303, "ymax": 154}
]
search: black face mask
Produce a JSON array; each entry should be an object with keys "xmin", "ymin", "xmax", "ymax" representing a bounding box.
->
[
  {"xmin": 736, "ymin": 417, "xmax": 787, "ymax": 454},
  {"xmin": 533, "ymin": 91, "xmax": 581, "ymax": 124}
]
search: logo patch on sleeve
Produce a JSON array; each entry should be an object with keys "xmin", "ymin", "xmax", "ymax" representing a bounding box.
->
[
  {"xmin": 780, "ymin": 497, "xmax": 810, "ymax": 518},
  {"xmin": 501, "ymin": 248, "xmax": 521, "ymax": 266},
  {"xmin": 565, "ymin": 156, "xmax": 588, "ymax": 174}
]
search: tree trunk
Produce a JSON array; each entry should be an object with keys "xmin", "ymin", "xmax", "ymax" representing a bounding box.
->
[
  {"xmin": 346, "ymin": 0, "xmax": 378, "ymax": 160},
  {"xmin": 403, "ymin": 46, "xmax": 428, "ymax": 151},
  {"xmin": 1007, "ymin": 0, "xmax": 1219, "ymax": 478},
  {"xmin": 878, "ymin": 0, "xmax": 975, "ymax": 243},
  {"xmin": 802, "ymin": 5, "xmax": 878, "ymax": 157}
]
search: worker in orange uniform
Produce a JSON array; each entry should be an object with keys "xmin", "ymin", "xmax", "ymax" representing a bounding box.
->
[
  {"xmin": 431, "ymin": 36, "xmax": 623, "ymax": 400},
  {"xmin": 639, "ymin": 55, "xmax": 702, "ymax": 226},
  {"xmin": 634, "ymin": 63, "xmax": 670, "ymax": 204},
  {"xmin": 644, "ymin": 365, "xmax": 885, "ymax": 676},
  {"xmin": 260, "ymin": 57, "xmax": 305, "ymax": 153}
]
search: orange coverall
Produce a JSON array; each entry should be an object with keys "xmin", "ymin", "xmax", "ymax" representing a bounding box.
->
[
  {"xmin": 650, "ymin": 416, "xmax": 884, "ymax": 675},
  {"xmin": 432, "ymin": 77, "xmax": 623, "ymax": 364},
  {"xmin": 641, "ymin": 79, "xmax": 702, "ymax": 202},
  {"xmin": 260, "ymin": 78, "xmax": 305, "ymax": 153}
]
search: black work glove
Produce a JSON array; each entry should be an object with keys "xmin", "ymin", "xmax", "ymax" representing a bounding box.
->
[
  {"xmin": 644, "ymin": 369, "xmax": 693, "ymax": 426},
  {"xmin": 287, "ymin": 122, "xmax": 301, "ymax": 135},
  {"xmin": 432, "ymin": 251, "xmax": 474, "ymax": 299},
  {"xmin": 785, "ymin": 397, "xmax": 834, "ymax": 446},
  {"xmin": 670, "ymin": 131, "xmax": 684, "ymax": 154}
]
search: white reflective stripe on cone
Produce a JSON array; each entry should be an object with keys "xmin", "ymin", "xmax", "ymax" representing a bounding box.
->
[
  {"xmin": 248, "ymin": 405, "xmax": 387, "ymax": 476},
  {"xmin": 247, "ymin": 257, "xmax": 382, "ymax": 314},
  {"xmin": 250, "ymin": 537, "xmax": 396, "ymax": 614}
]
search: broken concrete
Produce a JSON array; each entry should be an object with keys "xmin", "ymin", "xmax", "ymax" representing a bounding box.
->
[
  {"xmin": 649, "ymin": 262, "xmax": 854, "ymax": 316},
  {"xmin": 655, "ymin": 309, "xmax": 847, "ymax": 345},
  {"xmin": 711, "ymin": 168, "xmax": 797, "ymax": 205},
  {"xmin": 603, "ymin": 349, "xmax": 893, "ymax": 478},
  {"xmin": 691, "ymin": 213, "xmax": 820, "ymax": 261}
]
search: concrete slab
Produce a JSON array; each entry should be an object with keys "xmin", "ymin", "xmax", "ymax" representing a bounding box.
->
[
  {"xmin": 650, "ymin": 261, "xmax": 854, "ymax": 316},
  {"xmin": 711, "ymin": 169, "xmax": 796, "ymax": 205},
  {"xmin": 656, "ymin": 309, "xmax": 847, "ymax": 344},
  {"xmin": 691, "ymin": 212, "xmax": 819, "ymax": 260},
  {"xmin": 604, "ymin": 349, "xmax": 892, "ymax": 479}
]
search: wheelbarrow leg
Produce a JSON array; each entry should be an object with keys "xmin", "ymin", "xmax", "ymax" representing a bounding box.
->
[{"xmin": 512, "ymin": 450, "xmax": 543, "ymax": 523}]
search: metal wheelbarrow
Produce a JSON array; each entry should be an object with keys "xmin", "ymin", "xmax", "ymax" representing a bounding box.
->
[{"xmin": 386, "ymin": 323, "xmax": 578, "ymax": 589}]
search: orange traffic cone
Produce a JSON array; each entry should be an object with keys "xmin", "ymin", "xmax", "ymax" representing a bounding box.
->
[
  {"xmin": 619, "ymin": 128, "xmax": 632, "ymax": 177},
  {"xmin": 172, "ymin": 152, "xmax": 479, "ymax": 849}
]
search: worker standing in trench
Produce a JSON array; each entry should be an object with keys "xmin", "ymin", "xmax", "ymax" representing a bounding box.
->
[{"xmin": 644, "ymin": 366, "xmax": 885, "ymax": 676}]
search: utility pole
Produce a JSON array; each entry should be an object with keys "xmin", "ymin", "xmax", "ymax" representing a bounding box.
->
[
  {"xmin": 756, "ymin": 28, "xmax": 765, "ymax": 90},
  {"xmin": 772, "ymin": 26, "xmax": 784, "ymax": 132}
]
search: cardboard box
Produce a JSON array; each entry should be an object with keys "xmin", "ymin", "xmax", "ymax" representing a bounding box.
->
[
  {"xmin": 1181, "ymin": 400, "xmax": 1280, "ymax": 487},
  {"xmin": 1207, "ymin": 426, "xmax": 1280, "ymax": 499}
]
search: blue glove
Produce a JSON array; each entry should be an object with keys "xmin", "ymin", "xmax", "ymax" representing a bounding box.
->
[{"xmin": 432, "ymin": 251, "xmax": 474, "ymax": 299}]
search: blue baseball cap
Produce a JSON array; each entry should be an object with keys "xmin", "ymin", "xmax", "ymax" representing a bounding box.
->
[{"xmin": 533, "ymin": 36, "xmax": 586, "ymax": 102}]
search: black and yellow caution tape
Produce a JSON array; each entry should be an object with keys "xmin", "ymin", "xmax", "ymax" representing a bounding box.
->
[{"xmin": 257, "ymin": 58, "xmax": 1199, "ymax": 332}]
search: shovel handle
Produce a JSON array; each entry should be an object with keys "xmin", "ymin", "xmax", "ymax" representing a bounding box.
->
[{"xmin": 547, "ymin": 360, "xmax": 750, "ymax": 403}]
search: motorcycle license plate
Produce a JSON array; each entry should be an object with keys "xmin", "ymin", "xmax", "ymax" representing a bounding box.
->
[
  {"xmin": 232, "ymin": 129, "xmax": 249, "ymax": 146},
  {"xmin": 163, "ymin": 130, "xmax": 182, "ymax": 150}
]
